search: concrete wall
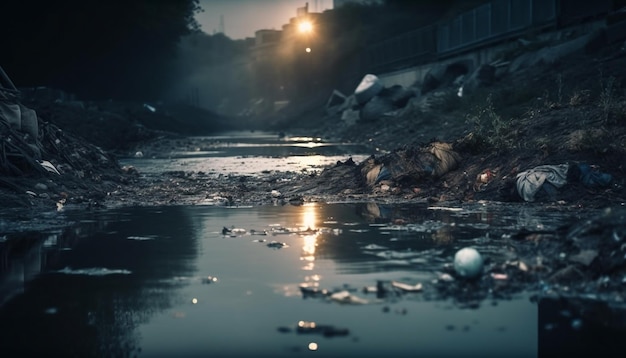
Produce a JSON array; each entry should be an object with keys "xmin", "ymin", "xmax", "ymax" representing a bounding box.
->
[{"xmin": 377, "ymin": 20, "xmax": 606, "ymax": 89}]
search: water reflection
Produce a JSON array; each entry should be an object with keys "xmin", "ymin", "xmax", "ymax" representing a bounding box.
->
[
  {"xmin": 121, "ymin": 132, "xmax": 372, "ymax": 176},
  {"xmin": 0, "ymin": 207, "xmax": 199, "ymax": 357},
  {"xmin": 300, "ymin": 204, "xmax": 319, "ymax": 272},
  {"xmin": 0, "ymin": 202, "xmax": 606, "ymax": 357}
]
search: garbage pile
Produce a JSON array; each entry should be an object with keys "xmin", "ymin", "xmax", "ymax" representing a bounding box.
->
[
  {"xmin": 324, "ymin": 74, "xmax": 417, "ymax": 124},
  {"xmin": 0, "ymin": 66, "xmax": 128, "ymax": 208},
  {"xmin": 515, "ymin": 163, "xmax": 613, "ymax": 202}
]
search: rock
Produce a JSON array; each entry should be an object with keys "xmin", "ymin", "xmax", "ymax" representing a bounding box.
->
[
  {"xmin": 340, "ymin": 108, "xmax": 360, "ymax": 125},
  {"xmin": 359, "ymin": 95, "xmax": 395, "ymax": 122},
  {"xmin": 383, "ymin": 85, "xmax": 416, "ymax": 108},
  {"xmin": 569, "ymin": 249, "xmax": 598, "ymax": 266},
  {"xmin": 354, "ymin": 74, "xmax": 383, "ymax": 105},
  {"xmin": 421, "ymin": 64, "xmax": 447, "ymax": 94},
  {"xmin": 325, "ymin": 89, "xmax": 347, "ymax": 116},
  {"xmin": 464, "ymin": 64, "xmax": 496, "ymax": 91},
  {"xmin": 509, "ymin": 33, "xmax": 591, "ymax": 73}
]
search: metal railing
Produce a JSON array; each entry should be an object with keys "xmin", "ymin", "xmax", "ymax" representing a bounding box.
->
[
  {"xmin": 365, "ymin": 25, "xmax": 436, "ymax": 73},
  {"xmin": 364, "ymin": 0, "xmax": 614, "ymax": 74},
  {"xmin": 437, "ymin": 0, "xmax": 557, "ymax": 54}
]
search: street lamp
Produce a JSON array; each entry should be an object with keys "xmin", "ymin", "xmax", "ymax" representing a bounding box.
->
[{"xmin": 298, "ymin": 20, "xmax": 313, "ymax": 34}]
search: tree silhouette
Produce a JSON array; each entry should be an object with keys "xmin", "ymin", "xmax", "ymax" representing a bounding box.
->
[{"xmin": 0, "ymin": 0, "xmax": 201, "ymax": 100}]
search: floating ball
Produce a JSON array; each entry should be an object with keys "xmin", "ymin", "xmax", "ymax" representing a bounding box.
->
[{"xmin": 453, "ymin": 247, "xmax": 484, "ymax": 279}]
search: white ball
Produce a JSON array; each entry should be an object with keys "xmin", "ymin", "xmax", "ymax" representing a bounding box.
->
[{"xmin": 453, "ymin": 247, "xmax": 484, "ymax": 279}]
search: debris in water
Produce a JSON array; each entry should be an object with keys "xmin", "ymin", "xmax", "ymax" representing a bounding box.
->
[
  {"xmin": 267, "ymin": 241, "xmax": 288, "ymax": 249},
  {"xmin": 202, "ymin": 276, "xmax": 218, "ymax": 284},
  {"xmin": 453, "ymin": 247, "xmax": 484, "ymax": 279},
  {"xmin": 330, "ymin": 290, "xmax": 369, "ymax": 304},
  {"xmin": 391, "ymin": 280, "xmax": 423, "ymax": 292}
]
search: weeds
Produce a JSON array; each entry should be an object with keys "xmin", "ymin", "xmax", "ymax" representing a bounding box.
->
[
  {"xmin": 599, "ymin": 75, "xmax": 616, "ymax": 123},
  {"xmin": 556, "ymin": 73, "xmax": 563, "ymax": 105},
  {"xmin": 465, "ymin": 94, "xmax": 513, "ymax": 149},
  {"xmin": 569, "ymin": 89, "xmax": 591, "ymax": 106}
]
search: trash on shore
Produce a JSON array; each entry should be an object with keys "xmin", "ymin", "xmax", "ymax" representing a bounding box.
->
[{"xmin": 515, "ymin": 163, "xmax": 613, "ymax": 202}]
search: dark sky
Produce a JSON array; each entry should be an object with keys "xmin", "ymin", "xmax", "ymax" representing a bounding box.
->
[{"xmin": 196, "ymin": 0, "xmax": 333, "ymax": 39}]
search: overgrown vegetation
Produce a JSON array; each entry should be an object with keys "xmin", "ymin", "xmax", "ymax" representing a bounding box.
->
[{"xmin": 465, "ymin": 94, "xmax": 514, "ymax": 150}]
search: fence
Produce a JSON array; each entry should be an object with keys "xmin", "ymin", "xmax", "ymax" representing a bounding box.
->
[
  {"xmin": 365, "ymin": 25, "xmax": 437, "ymax": 74},
  {"xmin": 437, "ymin": 0, "xmax": 557, "ymax": 54},
  {"xmin": 365, "ymin": 0, "xmax": 614, "ymax": 74}
]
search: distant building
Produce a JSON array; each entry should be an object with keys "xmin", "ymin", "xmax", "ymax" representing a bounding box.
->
[{"xmin": 249, "ymin": 2, "xmax": 326, "ymax": 101}]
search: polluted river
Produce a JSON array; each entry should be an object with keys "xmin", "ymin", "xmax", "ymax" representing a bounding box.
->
[{"xmin": 0, "ymin": 131, "xmax": 624, "ymax": 357}]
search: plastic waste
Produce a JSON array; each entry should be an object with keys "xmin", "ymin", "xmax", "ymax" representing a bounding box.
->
[
  {"xmin": 354, "ymin": 74, "xmax": 383, "ymax": 104},
  {"xmin": 330, "ymin": 290, "xmax": 369, "ymax": 304},
  {"xmin": 37, "ymin": 160, "xmax": 60, "ymax": 175},
  {"xmin": 453, "ymin": 247, "xmax": 484, "ymax": 279},
  {"xmin": 576, "ymin": 163, "xmax": 612, "ymax": 187}
]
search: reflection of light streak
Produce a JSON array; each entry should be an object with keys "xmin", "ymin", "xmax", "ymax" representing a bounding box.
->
[
  {"xmin": 303, "ymin": 235, "xmax": 316, "ymax": 256},
  {"xmin": 288, "ymin": 136, "xmax": 322, "ymax": 142},
  {"xmin": 301, "ymin": 204, "xmax": 318, "ymax": 230},
  {"xmin": 301, "ymin": 204, "xmax": 319, "ymax": 270},
  {"xmin": 294, "ymin": 155, "xmax": 326, "ymax": 169},
  {"xmin": 291, "ymin": 142, "xmax": 328, "ymax": 148}
]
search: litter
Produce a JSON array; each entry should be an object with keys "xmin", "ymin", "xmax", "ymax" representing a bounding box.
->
[
  {"xmin": 516, "ymin": 163, "xmax": 613, "ymax": 202},
  {"xmin": 453, "ymin": 247, "xmax": 484, "ymax": 279},
  {"xmin": 37, "ymin": 160, "xmax": 61, "ymax": 175},
  {"xmin": 330, "ymin": 290, "xmax": 369, "ymax": 304},
  {"xmin": 391, "ymin": 281, "xmax": 423, "ymax": 292}
]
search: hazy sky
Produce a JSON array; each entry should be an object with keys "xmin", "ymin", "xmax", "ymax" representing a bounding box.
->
[{"xmin": 196, "ymin": 0, "xmax": 333, "ymax": 39}]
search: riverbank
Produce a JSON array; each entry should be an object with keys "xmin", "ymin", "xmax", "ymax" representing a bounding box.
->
[{"xmin": 2, "ymin": 29, "xmax": 626, "ymax": 331}]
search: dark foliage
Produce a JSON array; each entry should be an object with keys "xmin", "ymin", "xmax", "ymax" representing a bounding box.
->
[{"xmin": 0, "ymin": 0, "xmax": 200, "ymax": 100}]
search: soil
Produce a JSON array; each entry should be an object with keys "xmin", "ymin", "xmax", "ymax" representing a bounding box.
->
[{"xmin": 2, "ymin": 36, "xmax": 626, "ymax": 325}]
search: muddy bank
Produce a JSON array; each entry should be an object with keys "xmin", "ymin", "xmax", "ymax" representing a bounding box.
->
[{"xmin": 2, "ymin": 32, "xmax": 626, "ymax": 329}]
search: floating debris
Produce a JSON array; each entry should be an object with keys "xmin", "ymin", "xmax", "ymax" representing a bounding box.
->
[
  {"xmin": 202, "ymin": 276, "xmax": 218, "ymax": 284},
  {"xmin": 55, "ymin": 267, "xmax": 132, "ymax": 276},
  {"xmin": 491, "ymin": 273, "xmax": 508, "ymax": 280},
  {"xmin": 267, "ymin": 241, "xmax": 288, "ymax": 249},
  {"xmin": 300, "ymin": 284, "xmax": 329, "ymax": 298},
  {"xmin": 126, "ymin": 236, "xmax": 155, "ymax": 241},
  {"xmin": 391, "ymin": 281, "xmax": 423, "ymax": 292},
  {"xmin": 330, "ymin": 290, "xmax": 369, "ymax": 305},
  {"xmin": 222, "ymin": 226, "xmax": 246, "ymax": 236},
  {"xmin": 453, "ymin": 247, "xmax": 484, "ymax": 279},
  {"xmin": 295, "ymin": 320, "xmax": 350, "ymax": 337}
]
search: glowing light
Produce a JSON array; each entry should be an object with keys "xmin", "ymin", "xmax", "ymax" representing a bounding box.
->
[
  {"xmin": 303, "ymin": 236, "xmax": 316, "ymax": 256},
  {"xmin": 308, "ymin": 342, "xmax": 318, "ymax": 351},
  {"xmin": 298, "ymin": 20, "xmax": 313, "ymax": 34},
  {"xmin": 301, "ymin": 205, "xmax": 317, "ymax": 230},
  {"xmin": 299, "ymin": 320, "xmax": 315, "ymax": 328},
  {"xmin": 305, "ymin": 47, "xmax": 311, "ymax": 53},
  {"xmin": 191, "ymin": 298, "xmax": 198, "ymax": 304}
]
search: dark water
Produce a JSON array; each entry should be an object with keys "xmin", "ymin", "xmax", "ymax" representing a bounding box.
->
[
  {"xmin": 1, "ymin": 132, "xmax": 623, "ymax": 357},
  {"xmin": 0, "ymin": 202, "xmax": 606, "ymax": 358}
]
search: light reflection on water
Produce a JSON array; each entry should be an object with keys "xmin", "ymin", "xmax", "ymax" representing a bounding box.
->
[
  {"xmin": 120, "ymin": 131, "xmax": 372, "ymax": 176},
  {"xmin": 2, "ymin": 130, "xmax": 616, "ymax": 357},
  {"xmin": 0, "ymin": 202, "xmax": 566, "ymax": 357}
]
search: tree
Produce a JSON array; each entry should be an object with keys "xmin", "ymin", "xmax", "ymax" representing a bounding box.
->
[{"xmin": 0, "ymin": 0, "xmax": 201, "ymax": 100}]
